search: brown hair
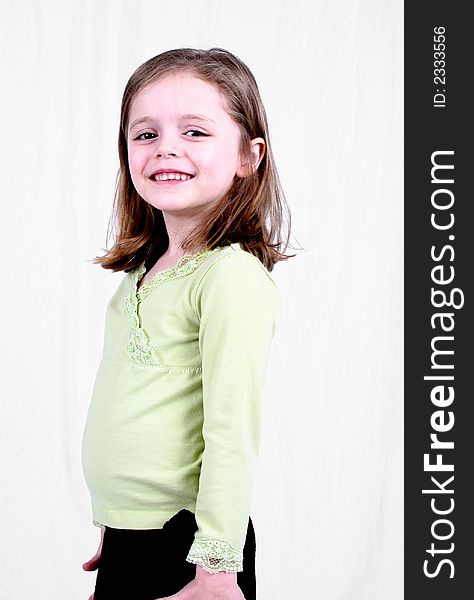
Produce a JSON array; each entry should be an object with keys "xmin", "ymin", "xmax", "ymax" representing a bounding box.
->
[{"xmin": 91, "ymin": 47, "xmax": 297, "ymax": 273}]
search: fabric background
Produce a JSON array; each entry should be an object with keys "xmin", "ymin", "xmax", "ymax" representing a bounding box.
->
[{"xmin": 0, "ymin": 1, "xmax": 403, "ymax": 598}]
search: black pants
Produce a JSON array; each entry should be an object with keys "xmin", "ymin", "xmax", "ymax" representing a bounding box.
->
[{"xmin": 94, "ymin": 509, "xmax": 256, "ymax": 600}]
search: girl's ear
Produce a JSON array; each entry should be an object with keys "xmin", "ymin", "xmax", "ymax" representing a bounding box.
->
[{"xmin": 237, "ymin": 137, "xmax": 266, "ymax": 178}]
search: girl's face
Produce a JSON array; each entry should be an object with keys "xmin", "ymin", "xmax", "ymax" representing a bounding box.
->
[{"xmin": 126, "ymin": 72, "xmax": 258, "ymax": 218}]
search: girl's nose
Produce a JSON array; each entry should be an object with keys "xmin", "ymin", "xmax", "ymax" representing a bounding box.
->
[
  {"xmin": 155, "ymin": 149, "xmax": 177, "ymax": 157},
  {"xmin": 154, "ymin": 132, "xmax": 181, "ymax": 158}
]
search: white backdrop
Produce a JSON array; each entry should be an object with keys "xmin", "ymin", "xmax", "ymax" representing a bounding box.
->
[{"xmin": 0, "ymin": 1, "xmax": 403, "ymax": 598}]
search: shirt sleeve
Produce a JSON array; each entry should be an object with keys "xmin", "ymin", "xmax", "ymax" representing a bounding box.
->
[{"xmin": 185, "ymin": 251, "xmax": 280, "ymax": 573}]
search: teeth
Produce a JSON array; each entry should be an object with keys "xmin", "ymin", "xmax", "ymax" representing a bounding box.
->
[{"xmin": 154, "ymin": 172, "xmax": 192, "ymax": 181}]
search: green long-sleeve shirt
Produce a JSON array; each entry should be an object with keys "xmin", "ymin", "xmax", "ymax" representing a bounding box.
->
[{"xmin": 81, "ymin": 241, "xmax": 280, "ymax": 573}]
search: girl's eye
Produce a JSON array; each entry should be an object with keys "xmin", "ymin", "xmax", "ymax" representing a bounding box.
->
[
  {"xmin": 134, "ymin": 132, "xmax": 156, "ymax": 141},
  {"xmin": 184, "ymin": 130, "xmax": 208, "ymax": 137}
]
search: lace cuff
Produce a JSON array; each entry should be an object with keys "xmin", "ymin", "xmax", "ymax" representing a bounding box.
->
[{"xmin": 185, "ymin": 538, "xmax": 243, "ymax": 573}]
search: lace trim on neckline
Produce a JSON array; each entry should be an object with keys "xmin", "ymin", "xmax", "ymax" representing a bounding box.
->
[
  {"xmin": 186, "ymin": 538, "xmax": 243, "ymax": 573},
  {"xmin": 136, "ymin": 247, "xmax": 221, "ymax": 302},
  {"xmin": 124, "ymin": 246, "xmax": 222, "ymax": 366}
]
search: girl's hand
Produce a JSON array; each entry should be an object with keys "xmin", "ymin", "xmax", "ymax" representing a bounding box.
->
[
  {"xmin": 82, "ymin": 527, "xmax": 105, "ymax": 600},
  {"xmin": 82, "ymin": 526, "xmax": 105, "ymax": 571},
  {"xmin": 155, "ymin": 564, "xmax": 246, "ymax": 600}
]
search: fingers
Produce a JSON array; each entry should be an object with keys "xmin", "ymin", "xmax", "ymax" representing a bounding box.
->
[
  {"xmin": 83, "ymin": 547, "xmax": 102, "ymax": 571},
  {"xmin": 84, "ymin": 530, "xmax": 104, "ymax": 572},
  {"xmin": 82, "ymin": 555, "xmax": 100, "ymax": 571}
]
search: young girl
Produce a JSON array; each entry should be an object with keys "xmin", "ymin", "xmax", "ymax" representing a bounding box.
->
[{"xmin": 81, "ymin": 47, "xmax": 293, "ymax": 600}]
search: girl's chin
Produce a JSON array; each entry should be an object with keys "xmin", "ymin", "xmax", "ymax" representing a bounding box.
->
[{"xmin": 141, "ymin": 197, "xmax": 211, "ymax": 214}]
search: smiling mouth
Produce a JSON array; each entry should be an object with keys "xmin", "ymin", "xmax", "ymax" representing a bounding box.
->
[{"xmin": 150, "ymin": 172, "xmax": 195, "ymax": 183}]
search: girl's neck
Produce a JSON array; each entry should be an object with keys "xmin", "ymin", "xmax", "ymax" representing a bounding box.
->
[{"xmin": 163, "ymin": 244, "xmax": 205, "ymax": 261}]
